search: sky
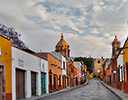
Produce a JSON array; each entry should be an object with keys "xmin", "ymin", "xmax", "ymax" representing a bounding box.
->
[{"xmin": 0, "ymin": 0, "xmax": 128, "ymax": 58}]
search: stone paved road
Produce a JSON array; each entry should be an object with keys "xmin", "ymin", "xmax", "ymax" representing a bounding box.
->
[{"xmin": 39, "ymin": 78, "xmax": 120, "ymax": 100}]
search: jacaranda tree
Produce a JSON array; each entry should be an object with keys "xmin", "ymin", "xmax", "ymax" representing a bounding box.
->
[{"xmin": 0, "ymin": 24, "xmax": 28, "ymax": 49}]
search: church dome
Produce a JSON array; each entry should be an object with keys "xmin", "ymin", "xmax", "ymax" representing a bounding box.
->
[{"xmin": 56, "ymin": 33, "xmax": 69, "ymax": 47}]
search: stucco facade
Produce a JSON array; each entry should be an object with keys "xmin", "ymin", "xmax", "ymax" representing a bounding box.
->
[
  {"xmin": 12, "ymin": 47, "xmax": 48, "ymax": 100},
  {"xmin": 0, "ymin": 36, "xmax": 12, "ymax": 100},
  {"xmin": 123, "ymin": 38, "xmax": 128, "ymax": 94},
  {"xmin": 74, "ymin": 62, "xmax": 81, "ymax": 85}
]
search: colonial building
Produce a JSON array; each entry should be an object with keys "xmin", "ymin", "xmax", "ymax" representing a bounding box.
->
[
  {"xmin": 35, "ymin": 52, "xmax": 63, "ymax": 93},
  {"xmin": 55, "ymin": 33, "xmax": 71, "ymax": 88},
  {"xmin": 70, "ymin": 59, "xmax": 75, "ymax": 87},
  {"xmin": 12, "ymin": 46, "xmax": 48, "ymax": 99},
  {"xmin": 61, "ymin": 55, "xmax": 67, "ymax": 88},
  {"xmin": 122, "ymin": 37, "xmax": 128, "ymax": 94},
  {"xmin": 74, "ymin": 62, "xmax": 81, "ymax": 85},
  {"xmin": 66, "ymin": 58, "xmax": 70, "ymax": 87},
  {"xmin": 55, "ymin": 33, "xmax": 70, "ymax": 57},
  {"xmin": 0, "ymin": 36, "xmax": 12, "ymax": 100},
  {"xmin": 106, "ymin": 36, "xmax": 121, "ymax": 88}
]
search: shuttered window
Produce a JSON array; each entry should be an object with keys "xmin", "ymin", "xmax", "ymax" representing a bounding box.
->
[{"xmin": 117, "ymin": 66, "xmax": 120, "ymax": 82}]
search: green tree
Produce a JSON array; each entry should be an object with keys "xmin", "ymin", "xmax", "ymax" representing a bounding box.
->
[{"xmin": 74, "ymin": 57, "xmax": 93, "ymax": 73}]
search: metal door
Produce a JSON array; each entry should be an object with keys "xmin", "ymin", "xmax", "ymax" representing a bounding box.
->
[
  {"xmin": 31, "ymin": 72, "xmax": 36, "ymax": 96},
  {"xmin": 16, "ymin": 69, "xmax": 25, "ymax": 99},
  {"xmin": 41, "ymin": 73, "xmax": 45, "ymax": 94}
]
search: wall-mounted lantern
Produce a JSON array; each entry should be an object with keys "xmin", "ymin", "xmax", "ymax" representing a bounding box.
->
[
  {"xmin": 113, "ymin": 70, "xmax": 116, "ymax": 73},
  {"xmin": 112, "ymin": 69, "xmax": 116, "ymax": 73}
]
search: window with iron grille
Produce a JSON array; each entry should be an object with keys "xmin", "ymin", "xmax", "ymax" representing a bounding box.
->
[
  {"xmin": 59, "ymin": 75, "xmax": 61, "ymax": 86},
  {"xmin": 117, "ymin": 66, "xmax": 120, "ymax": 82},
  {"xmin": 63, "ymin": 61, "xmax": 65, "ymax": 69}
]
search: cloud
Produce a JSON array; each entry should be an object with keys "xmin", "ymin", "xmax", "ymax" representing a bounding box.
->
[
  {"xmin": 92, "ymin": 5, "xmax": 102, "ymax": 12},
  {"xmin": 0, "ymin": 0, "xmax": 127, "ymax": 58},
  {"xmin": 64, "ymin": 33, "xmax": 111, "ymax": 57},
  {"xmin": 90, "ymin": 28, "xmax": 99, "ymax": 34}
]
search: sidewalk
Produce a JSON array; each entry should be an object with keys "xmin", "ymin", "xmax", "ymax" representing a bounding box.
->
[
  {"xmin": 19, "ymin": 79, "xmax": 89, "ymax": 100},
  {"xmin": 97, "ymin": 78, "xmax": 128, "ymax": 100}
]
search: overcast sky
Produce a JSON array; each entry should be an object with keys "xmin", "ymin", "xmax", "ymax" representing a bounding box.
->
[{"xmin": 0, "ymin": 0, "xmax": 128, "ymax": 58}]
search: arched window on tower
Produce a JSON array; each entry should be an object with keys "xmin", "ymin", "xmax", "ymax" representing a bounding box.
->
[
  {"xmin": 64, "ymin": 48, "xmax": 66, "ymax": 57},
  {"xmin": 61, "ymin": 48, "xmax": 62, "ymax": 54}
]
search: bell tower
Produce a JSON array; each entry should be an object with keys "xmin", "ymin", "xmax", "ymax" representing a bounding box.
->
[{"xmin": 112, "ymin": 36, "xmax": 121, "ymax": 57}]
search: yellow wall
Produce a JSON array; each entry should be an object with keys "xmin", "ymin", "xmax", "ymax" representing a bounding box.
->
[
  {"xmin": 0, "ymin": 36, "xmax": 12, "ymax": 94},
  {"xmin": 87, "ymin": 73, "xmax": 93, "ymax": 78},
  {"xmin": 123, "ymin": 38, "xmax": 128, "ymax": 81}
]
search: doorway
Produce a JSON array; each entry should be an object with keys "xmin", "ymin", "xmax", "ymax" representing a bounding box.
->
[
  {"xmin": 16, "ymin": 69, "xmax": 25, "ymax": 99},
  {"xmin": 41, "ymin": 73, "xmax": 45, "ymax": 94},
  {"xmin": 31, "ymin": 72, "xmax": 36, "ymax": 96}
]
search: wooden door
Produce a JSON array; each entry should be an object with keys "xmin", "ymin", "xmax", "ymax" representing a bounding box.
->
[
  {"xmin": 54, "ymin": 75, "xmax": 56, "ymax": 90},
  {"xmin": 49, "ymin": 74, "xmax": 52, "ymax": 92},
  {"xmin": 16, "ymin": 69, "xmax": 25, "ymax": 99},
  {"xmin": 41, "ymin": 73, "xmax": 45, "ymax": 94},
  {"xmin": 31, "ymin": 72, "xmax": 36, "ymax": 96},
  {"xmin": 62, "ymin": 76, "xmax": 64, "ymax": 88},
  {"xmin": 64, "ymin": 76, "xmax": 66, "ymax": 88},
  {"xmin": 56, "ymin": 75, "xmax": 58, "ymax": 89}
]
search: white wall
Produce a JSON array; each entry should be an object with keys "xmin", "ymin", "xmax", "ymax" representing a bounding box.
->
[
  {"xmin": 117, "ymin": 51, "xmax": 124, "ymax": 82},
  {"xmin": 62, "ymin": 55, "xmax": 66, "ymax": 75},
  {"xmin": 12, "ymin": 47, "xmax": 48, "ymax": 100}
]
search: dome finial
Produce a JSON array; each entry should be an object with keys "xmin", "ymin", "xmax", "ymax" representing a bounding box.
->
[{"xmin": 61, "ymin": 33, "xmax": 64, "ymax": 39}]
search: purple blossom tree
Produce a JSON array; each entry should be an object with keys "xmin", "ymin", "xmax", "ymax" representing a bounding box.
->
[{"xmin": 0, "ymin": 24, "xmax": 28, "ymax": 49}]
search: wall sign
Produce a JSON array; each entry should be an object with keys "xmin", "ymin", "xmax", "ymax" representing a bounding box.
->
[{"xmin": 19, "ymin": 59, "xmax": 24, "ymax": 67}]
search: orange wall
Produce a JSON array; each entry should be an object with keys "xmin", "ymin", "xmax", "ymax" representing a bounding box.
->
[
  {"xmin": 66, "ymin": 59, "xmax": 70, "ymax": 86},
  {"xmin": 70, "ymin": 59, "xmax": 74, "ymax": 87},
  {"xmin": 0, "ymin": 36, "xmax": 12, "ymax": 99},
  {"xmin": 48, "ymin": 53, "xmax": 62, "ymax": 87}
]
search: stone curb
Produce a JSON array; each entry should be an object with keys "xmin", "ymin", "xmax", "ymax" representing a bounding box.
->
[
  {"xmin": 19, "ymin": 79, "xmax": 89, "ymax": 100},
  {"xmin": 97, "ymin": 78, "xmax": 128, "ymax": 100}
]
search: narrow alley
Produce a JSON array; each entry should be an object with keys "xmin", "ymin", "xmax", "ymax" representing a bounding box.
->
[{"xmin": 38, "ymin": 78, "xmax": 120, "ymax": 100}]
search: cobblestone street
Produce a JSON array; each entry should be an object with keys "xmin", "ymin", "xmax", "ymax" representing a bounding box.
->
[{"xmin": 38, "ymin": 78, "xmax": 120, "ymax": 100}]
